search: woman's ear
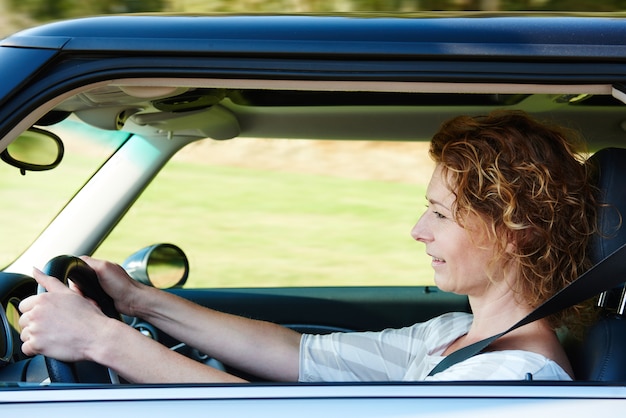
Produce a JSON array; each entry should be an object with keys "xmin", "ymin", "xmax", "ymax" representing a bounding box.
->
[
  {"xmin": 503, "ymin": 227, "xmax": 520, "ymax": 256},
  {"xmin": 505, "ymin": 241, "xmax": 516, "ymax": 254}
]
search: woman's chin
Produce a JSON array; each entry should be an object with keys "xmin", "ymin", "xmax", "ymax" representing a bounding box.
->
[
  {"xmin": 433, "ymin": 276, "xmax": 450, "ymax": 292},
  {"xmin": 432, "ymin": 277, "xmax": 463, "ymax": 295}
]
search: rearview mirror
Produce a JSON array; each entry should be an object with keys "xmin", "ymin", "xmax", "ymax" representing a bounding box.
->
[
  {"xmin": 122, "ymin": 244, "xmax": 189, "ymax": 289},
  {"xmin": 1, "ymin": 127, "xmax": 64, "ymax": 174}
]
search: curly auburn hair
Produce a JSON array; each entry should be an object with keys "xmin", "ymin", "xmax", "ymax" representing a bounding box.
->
[{"xmin": 429, "ymin": 110, "xmax": 598, "ymax": 331}]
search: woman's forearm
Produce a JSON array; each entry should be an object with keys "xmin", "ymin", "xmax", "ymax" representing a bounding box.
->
[
  {"xmin": 90, "ymin": 317, "xmax": 247, "ymax": 383},
  {"xmin": 128, "ymin": 286, "xmax": 302, "ymax": 381}
]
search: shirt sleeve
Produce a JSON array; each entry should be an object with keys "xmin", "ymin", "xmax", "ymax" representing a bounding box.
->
[{"xmin": 299, "ymin": 312, "xmax": 472, "ymax": 382}]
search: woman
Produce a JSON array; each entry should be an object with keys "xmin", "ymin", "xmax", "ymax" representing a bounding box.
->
[{"xmin": 19, "ymin": 110, "xmax": 597, "ymax": 383}]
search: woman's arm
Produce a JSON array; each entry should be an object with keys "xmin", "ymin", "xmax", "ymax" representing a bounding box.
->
[
  {"xmin": 19, "ymin": 261, "xmax": 301, "ymax": 383},
  {"xmin": 126, "ymin": 284, "xmax": 302, "ymax": 382}
]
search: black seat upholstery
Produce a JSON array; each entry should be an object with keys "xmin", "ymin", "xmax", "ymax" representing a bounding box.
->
[{"xmin": 572, "ymin": 147, "xmax": 626, "ymax": 381}]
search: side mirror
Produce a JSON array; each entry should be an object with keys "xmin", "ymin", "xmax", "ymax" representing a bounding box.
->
[
  {"xmin": 122, "ymin": 244, "xmax": 188, "ymax": 289},
  {"xmin": 1, "ymin": 127, "xmax": 64, "ymax": 174}
]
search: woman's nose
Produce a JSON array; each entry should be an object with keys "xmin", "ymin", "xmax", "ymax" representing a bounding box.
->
[{"xmin": 410, "ymin": 212, "xmax": 430, "ymax": 243}]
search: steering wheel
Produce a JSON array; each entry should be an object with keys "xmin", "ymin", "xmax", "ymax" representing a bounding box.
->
[{"xmin": 39, "ymin": 255, "xmax": 121, "ymax": 383}]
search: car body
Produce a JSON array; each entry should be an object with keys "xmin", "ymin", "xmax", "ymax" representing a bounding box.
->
[{"xmin": 1, "ymin": 13, "xmax": 626, "ymax": 416}]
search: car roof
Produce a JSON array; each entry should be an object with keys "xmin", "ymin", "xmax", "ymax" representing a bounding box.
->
[{"xmin": 4, "ymin": 14, "xmax": 626, "ymax": 60}]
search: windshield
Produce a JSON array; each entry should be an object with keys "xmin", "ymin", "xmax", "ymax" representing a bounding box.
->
[{"xmin": 0, "ymin": 118, "xmax": 129, "ymax": 268}]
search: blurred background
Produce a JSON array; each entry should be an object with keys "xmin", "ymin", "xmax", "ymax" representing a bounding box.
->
[{"xmin": 3, "ymin": 0, "xmax": 626, "ymax": 37}]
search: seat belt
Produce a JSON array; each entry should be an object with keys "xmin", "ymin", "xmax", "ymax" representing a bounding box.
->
[{"xmin": 428, "ymin": 241, "xmax": 626, "ymax": 376}]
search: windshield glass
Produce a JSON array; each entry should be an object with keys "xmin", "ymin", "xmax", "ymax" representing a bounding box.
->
[{"xmin": 0, "ymin": 118, "xmax": 129, "ymax": 268}]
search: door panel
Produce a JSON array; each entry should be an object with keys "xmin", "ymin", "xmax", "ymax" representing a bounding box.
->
[{"xmin": 169, "ymin": 286, "xmax": 469, "ymax": 332}]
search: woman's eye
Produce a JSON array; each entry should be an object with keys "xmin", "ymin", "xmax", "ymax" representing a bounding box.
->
[
  {"xmin": 425, "ymin": 203, "xmax": 447, "ymax": 220},
  {"xmin": 425, "ymin": 204, "xmax": 446, "ymax": 220}
]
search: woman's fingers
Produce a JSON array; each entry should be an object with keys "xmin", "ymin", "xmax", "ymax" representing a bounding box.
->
[{"xmin": 32, "ymin": 267, "xmax": 70, "ymax": 293}]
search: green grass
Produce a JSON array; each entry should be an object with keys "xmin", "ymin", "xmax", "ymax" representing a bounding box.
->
[{"xmin": 95, "ymin": 160, "xmax": 434, "ymax": 288}]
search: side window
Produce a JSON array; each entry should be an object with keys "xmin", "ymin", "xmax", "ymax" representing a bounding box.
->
[{"xmin": 95, "ymin": 138, "xmax": 435, "ymax": 288}]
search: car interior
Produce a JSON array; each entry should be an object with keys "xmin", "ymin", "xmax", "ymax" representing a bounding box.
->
[
  {"xmin": 2, "ymin": 77, "xmax": 626, "ymax": 385},
  {"xmin": 50, "ymin": 85, "xmax": 626, "ymax": 147}
]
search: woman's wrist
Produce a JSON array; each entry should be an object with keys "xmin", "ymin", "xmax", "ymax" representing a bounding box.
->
[
  {"xmin": 84, "ymin": 316, "xmax": 128, "ymax": 365},
  {"xmin": 124, "ymin": 283, "xmax": 160, "ymax": 320}
]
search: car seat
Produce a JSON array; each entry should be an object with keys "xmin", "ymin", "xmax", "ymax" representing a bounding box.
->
[{"xmin": 571, "ymin": 147, "xmax": 626, "ymax": 381}]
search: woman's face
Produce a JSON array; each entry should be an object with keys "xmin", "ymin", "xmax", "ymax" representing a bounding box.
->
[{"xmin": 411, "ymin": 164, "xmax": 506, "ymax": 297}]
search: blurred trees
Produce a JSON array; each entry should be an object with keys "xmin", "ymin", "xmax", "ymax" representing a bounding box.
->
[
  {"xmin": 6, "ymin": 0, "xmax": 626, "ymax": 21},
  {"xmin": 6, "ymin": 0, "xmax": 165, "ymax": 20}
]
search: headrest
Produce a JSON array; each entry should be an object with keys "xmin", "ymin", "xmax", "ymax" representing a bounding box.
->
[
  {"xmin": 588, "ymin": 148, "xmax": 626, "ymax": 264},
  {"xmin": 588, "ymin": 148, "xmax": 626, "ymax": 311}
]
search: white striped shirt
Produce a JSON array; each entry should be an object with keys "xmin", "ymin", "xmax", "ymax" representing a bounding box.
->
[{"xmin": 299, "ymin": 312, "xmax": 571, "ymax": 382}]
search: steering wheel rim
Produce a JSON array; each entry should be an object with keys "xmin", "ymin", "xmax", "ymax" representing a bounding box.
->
[{"xmin": 39, "ymin": 255, "xmax": 121, "ymax": 384}]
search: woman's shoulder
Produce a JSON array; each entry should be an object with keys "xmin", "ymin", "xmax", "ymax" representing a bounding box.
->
[{"xmin": 480, "ymin": 350, "xmax": 572, "ymax": 380}]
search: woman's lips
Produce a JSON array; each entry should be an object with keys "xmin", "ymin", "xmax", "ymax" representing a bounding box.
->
[{"xmin": 430, "ymin": 255, "xmax": 445, "ymax": 267}]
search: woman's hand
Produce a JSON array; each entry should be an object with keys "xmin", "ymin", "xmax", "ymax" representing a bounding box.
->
[
  {"xmin": 79, "ymin": 255, "xmax": 146, "ymax": 318},
  {"xmin": 18, "ymin": 268, "xmax": 113, "ymax": 362}
]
